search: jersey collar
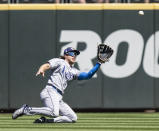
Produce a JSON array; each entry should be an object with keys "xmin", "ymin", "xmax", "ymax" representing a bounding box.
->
[{"xmin": 64, "ymin": 60, "xmax": 74, "ymax": 68}]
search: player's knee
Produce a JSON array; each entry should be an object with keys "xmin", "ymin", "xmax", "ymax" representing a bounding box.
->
[
  {"xmin": 53, "ymin": 111, "xmax": 59, "ymax": 117},
  {"xmin": 71, "ymin": 114, "xmax": 78, "ymax": 123},
  {"xmin": 50, "ymin": 109, "xmax": 59, "ymax": 117}
]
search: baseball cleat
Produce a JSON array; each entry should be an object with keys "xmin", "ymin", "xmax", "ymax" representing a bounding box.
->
[
  {"xmin": 12, "ymin": 104, "xmax": 28, "ymax": 119},
  {"xmin": 34, "ymin": 116, "xmax": 46, "ymax": 123}
]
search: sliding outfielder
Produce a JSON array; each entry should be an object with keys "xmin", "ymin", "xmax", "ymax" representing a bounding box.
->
[{"xmin": 12, "ymin": 44, "xmax": 113, "ymax": 123}]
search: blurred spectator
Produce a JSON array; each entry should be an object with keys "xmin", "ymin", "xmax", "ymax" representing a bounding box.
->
[
  {"xmin": 7, "ymin": 0, "xmax": 159, "ymax": 4},
  {"xmin": 128, "ymin": 0, "xmax": 148, "ymax": 2},
  {"xmin": 144, "ymin": 0, "xmax": 149, "ymax": 2},
  {"xmin": 0, "ymin": 0, "xmax": 8, "ymax": 3},
  {"xmin": 86, "ymin": 0, "xmax": 108, "ymax": 3},
  {"xmin": 70, "ymin": 0, "xmax": 111, "ymax": 3},
  {"xmin": 13, "ymin": 0, "xmax": 60, "ymax": 3},
  {"xmin": 70, "ymin": 0, "xmax": 86, "ymax": 3}
]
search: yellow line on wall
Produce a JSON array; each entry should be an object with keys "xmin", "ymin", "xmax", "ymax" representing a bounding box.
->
[
  {"xmin": 154, "ymin": 4, "xmax": 159, "ymax": 9},
  {"xmin": 57, "ymin": 3, "xmax": 155, "ymax": 10},
  {"xmin": 56, "ymin": 4, "xmax": 103, "ymax": 10},
  {"xmin": 0, "ymin": 4, "xmax": 8, "ymax": 10},
  {"xmin": 0, "ymin": 3, "xmax": 159, "ymax": 10},
  {"xmin": 9, "ymin": 4, "xmax": 56, "ymax": 10},
  {"xmin": 103, "ymin": 3, "xmax": 155, "ymax": 10}
]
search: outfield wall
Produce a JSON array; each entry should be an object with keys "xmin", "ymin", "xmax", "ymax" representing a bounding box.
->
[{"xmin": 0, "ymin": 4, "xmax": 159, "ymax": 109}]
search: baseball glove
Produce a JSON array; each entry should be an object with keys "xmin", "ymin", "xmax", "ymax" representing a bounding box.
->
[{"xmin": 97, "ymin": 44, "xmax": 114, "ymax": 63}]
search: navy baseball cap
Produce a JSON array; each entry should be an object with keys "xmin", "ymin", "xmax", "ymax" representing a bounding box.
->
[{"xmin": 64, "ymin": 47, "xmax": 80, "ymax": 55}]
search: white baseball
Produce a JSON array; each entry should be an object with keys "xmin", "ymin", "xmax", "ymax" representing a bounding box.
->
[{"xmin": 138, "ymin": 10, "xmax": 144, "ymax": 15}]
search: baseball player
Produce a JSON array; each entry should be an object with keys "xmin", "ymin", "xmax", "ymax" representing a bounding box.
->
[{"xmin": 12, "ymin": 45, "xmax": 113, "ymax": 123}]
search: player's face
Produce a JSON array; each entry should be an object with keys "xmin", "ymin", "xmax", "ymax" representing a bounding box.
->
[{"xmin": 65, "ymin": 52, "xmax": 77, "ymax": 65}]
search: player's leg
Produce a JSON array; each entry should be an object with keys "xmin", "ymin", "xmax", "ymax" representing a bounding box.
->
[
  {"xmin": 53, "ymin": 100, "xmax": 77, "ymax": 123},
  {"xmin": 34, "ymin": 100, "xmax": 77, "ymax": 123},
  {"xmin": 12, "ymin": 104, "xmax": 55, "ymax": 119},
  {"xmin": 12, "ymin": 87, "xmax": 61, "ymax": 119},
  {"xmin": 37, "ymin": 100, "xmax": 77, "ymax": 123},
  {"xmin": 26, "ymin": 87, "xmax": 61, "ymax": 117},
  {"xmin": 24, "ymin": 98, "xmax": 59, "ymax": 117}
]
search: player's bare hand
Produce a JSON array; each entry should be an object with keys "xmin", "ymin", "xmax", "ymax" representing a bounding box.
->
[
  {"xmin": 36, "ymin": 70, "xmax": 45, "ymax": 77},
  {"xmin": 36, "ymin": 63, "xmax": 50, "ymax": 77}
]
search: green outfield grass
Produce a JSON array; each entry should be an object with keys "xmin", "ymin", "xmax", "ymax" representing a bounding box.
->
[{"xmin": 0, "ymin": 113, "xmax": 159, "ymax": 131}]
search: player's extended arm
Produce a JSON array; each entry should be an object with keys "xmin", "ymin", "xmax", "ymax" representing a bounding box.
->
[
  {"xmin": 36, "ymin": 63, "xmax": 51, "ymax": 77},
  {"xmin": 77, "ymin": 62, "xmax": 101, "ymax": 80}
]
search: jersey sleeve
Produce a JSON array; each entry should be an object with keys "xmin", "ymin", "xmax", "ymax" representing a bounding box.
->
[
  {"xmin": 77, "ymin": 62, "xmax": 101, "ymax": 80},
  {"xmin": 48, "ymin": 58, "xmax": 61, "ymax": 69}
]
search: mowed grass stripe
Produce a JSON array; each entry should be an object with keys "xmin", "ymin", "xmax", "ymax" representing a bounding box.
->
[
  {"xmin": 2, "ymin": 117, "xmax": 159, "ymax": 120},
  {"xmin": 0, "ymin": 113, "xmax": 159, "ymax": 131},
  {"xmin": 2, "ymin": 113, "xmax": 159, "ymax": 117},
  {"xmin": 1, "ymin": 120, "xmax": 159, "ymax": 123},
  {"xmin": 1, "ymin": 123, "xmax": 159, "ymax": 127},
  {"xmin": 2, "ymin": 118, "xmax": 159, "ymax": 121},
  {"xmin": 77, "ymin": 113, "xmax": 159, "ymax": 117},
  {"xmin": 2, "ymin": 120, "xmax": 159, "ymax": 124},
  {"xmin": 78, "ymin": 121, "xmax": 159, "ymax": 123},
  {"xmin": 1, "ymin": 125, "xmax": 159, "ymax": 130},
  {"xmin": 80, "ymin": 117, "xmax": 159, "ymax": 120},
  {"xmin": 4, "ymin": 113, "xmax": 157, "ymax": 117}
]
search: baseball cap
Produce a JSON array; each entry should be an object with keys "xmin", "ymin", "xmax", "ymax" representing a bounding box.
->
[{"xmin": 64, "ymin": 47, "xmax": 80, "ymax": 55}]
